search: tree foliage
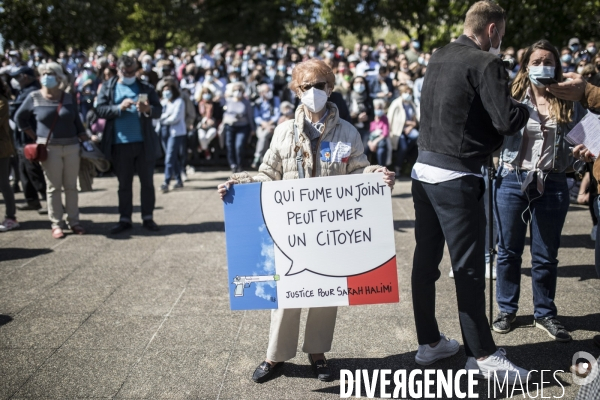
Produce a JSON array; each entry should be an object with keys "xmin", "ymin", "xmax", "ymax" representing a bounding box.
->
[
  {"xmin": 0, "ymin": 0, "xmax": 128, "ymax": 54},
  {"xmin": 0, "ymin": 0, "xmax": 598, "ymax": 54}
]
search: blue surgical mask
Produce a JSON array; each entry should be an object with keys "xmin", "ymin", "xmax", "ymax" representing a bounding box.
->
[
  {"xmin": 202, "ymin": 93, "xmax": 212, "ymax": 101},
  {"xmin": 374, "ymin": 109, "xmax": 384, "ymax": 117},
  {"xmin": 528, "ymin": 66, "xmax": 555, "ymax": 88},
  {"xmin": 353, "ymin": 84, "xmax": 365, "ymax": 93},
  {"xmin": 560, "ymin": 54, "xmax": 572, "ymax": 64},
  {"xmin": 41, "ymin": 75, "xmax": 58, "ymax": 88},
  {"xmin": 121, "ymin": 76, "xmax": 136, "ymax": 85},
  {"xmin": 277, "ymin": 65, "xmax": 286, "ymax": 72},
  {"xmin": 163, "ymin": 90, "xmax": 172, "ymax": 100}
]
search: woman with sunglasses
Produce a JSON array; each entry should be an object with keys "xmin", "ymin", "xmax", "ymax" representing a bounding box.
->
[
  {"xmin": 217, "ymin": 59, "xmax": 394, "ymax": 383},
  {"xmin": 492, "ymin": 40, "xmax": 586, "ymax": 341}
]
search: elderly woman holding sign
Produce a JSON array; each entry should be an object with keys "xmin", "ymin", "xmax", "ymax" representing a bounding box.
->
[{"xmin": 218, "ymin": 59, "xmax": 394, "ymax": 383}]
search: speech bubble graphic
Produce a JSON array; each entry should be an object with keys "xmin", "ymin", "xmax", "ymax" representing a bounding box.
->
[{"xmin": 260, "ymin": 173, "xmax": 396, "ymax": 277}]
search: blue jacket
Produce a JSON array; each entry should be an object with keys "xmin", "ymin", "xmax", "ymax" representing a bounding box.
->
[
  {"xmin": 500, "ymin": 97, "xmax": 587, "ymax": 173},
  {"xmin": 96, "ymin": 76, "xmax": 162, "ymax": 162}
]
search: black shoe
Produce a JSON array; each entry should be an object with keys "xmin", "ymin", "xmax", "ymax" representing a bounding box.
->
[
  {"xmin": 110, "ymin": 221, "xmax": 132, "ymax": 234},
  {"xmin": 534, "ymin": 317, "xmax": 572, "ymax": 342},
  {"xmin": 492, "ymin": 312, "xmax": 516, "ymax": 333},
  {"xmin": 252, "ymin": 361, "xmax": 284, "ymax": 383},
  {"xmin": 142, "ymin": 219, "xmax": 159, "ymax": 231},
  {"xmin": 160, "ymin": 184, "xmax": 168, "ymax": 193},
  {"xmin": 17, "ymin": 202, "xmax": 41, "ymax": 211},
  {"xmin": 308, "ymin": 354, "xmax": 333, "ymax": 382},
  {"xmin": 12, "ymin": 183, "xmax": 21, "ymax": 193},
  {"xmin": 173, "ymin": 182, "xmax": 183, "ymax": 189}
]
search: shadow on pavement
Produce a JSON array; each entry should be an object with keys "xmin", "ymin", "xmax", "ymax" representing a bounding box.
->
[
  {"xmin": 0, "ymin": 315, "xmax": 13, "ymax": 326},
  {"xmin": 1, "ymin": 247, "xmax": 53, "ymax": 261},
  {"xmin": 78, "ymin": 220, "xmax": 225, "ymax": 239},
  {"xmin": 522, "ymin": 264, "xmax": 599, "ymax": 281}
]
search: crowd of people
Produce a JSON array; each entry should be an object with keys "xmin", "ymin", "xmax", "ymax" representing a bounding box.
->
[{"xmin": 0, "ymin": 2, "xmax": 599, "ymax": 394}]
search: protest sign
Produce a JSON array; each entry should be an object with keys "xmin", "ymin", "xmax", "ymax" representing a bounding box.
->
[{"xmin": 224, "ymin": 173, "xmax": 399, "ymax": 310}]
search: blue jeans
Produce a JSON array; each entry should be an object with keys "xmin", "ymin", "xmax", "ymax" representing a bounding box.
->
[
  {"xmin": 161, "ymin": 126, "xmax": 185, "ymax": 185},
  {"xmin": 483, "ymin": 166, "xmax": 498, "ymax": 265},
  {"xmin": 225, "ymin": 124, "xmax": 251, "ymax": 170},
  {"xmin": 396, "ymin": 129, "xmax": 419, "ymax": 170},
  {"xmin": 376, "ymin": 140, "xmax": 387, "ymax": 167},
  {"xmin": 493, "ymin": 167, "xmax": 569, "ymax": 318}
]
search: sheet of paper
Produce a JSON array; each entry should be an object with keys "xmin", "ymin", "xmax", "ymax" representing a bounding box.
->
[{"xmin": 566, "ymin": 112, "xmax": 600, "ymax": 156}]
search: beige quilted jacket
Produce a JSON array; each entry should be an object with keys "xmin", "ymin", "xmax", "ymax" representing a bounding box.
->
[{"xmin": 231, "ymin": 102, "xmax": 379, "ymax": 183}]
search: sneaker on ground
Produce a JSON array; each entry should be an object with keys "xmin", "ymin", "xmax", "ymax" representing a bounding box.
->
[
  {"xmin": 485, "ymin": 262, "xmax": 497, "ymax": 280},
  {"xmin": 465, "ymin": 348, "xmax": 529, "ymax": 385},
  {"xmin": 181, "ymin": 171, "xmax": 188, "ymax": 182},
  {"xmin": 415, "ymin": 333, "xmax": 460, "ymax": 366},
  {"xmin": 160, "ymin": 184, "xmax": 169, "ymax": 193},
  {"xmin": 0, "ymin": 218, "xmax": 19, "ymax": 232},
  {"xmin": 492, "ymin": 312, "xmax": 516, "ymax": 333},
  {"xmin": 186, "ymin": 166, "xmax": 196, "ymax": 175},
  {"xmin": 534, "ymin": 317, "xmax": 572, "ymax": 342},
  {"xmin": 449, "ymin": 268, "xmax": 454, "ymax": 278}
]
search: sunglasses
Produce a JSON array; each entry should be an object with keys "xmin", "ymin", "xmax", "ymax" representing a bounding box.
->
[{"xmin": 299, "ymin": 81, "xmax": 327, "ymax": 92}]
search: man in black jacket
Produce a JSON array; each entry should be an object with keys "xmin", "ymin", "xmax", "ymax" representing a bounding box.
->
[
  {"xmin": 9, "ymin": 66, "xmax": 47, "ymax": 213},
  {"xmin": 96, "ymin": 56, "xmax": 162, "ymax": 234},
  {"xmin": 409, "ymin": 1, "xmax": 530, "ymax": 384}
]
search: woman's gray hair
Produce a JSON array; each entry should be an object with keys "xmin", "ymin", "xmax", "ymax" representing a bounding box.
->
[{"xmin": 37, "ymin": 62, "xmax": 68, "ymax": 89}]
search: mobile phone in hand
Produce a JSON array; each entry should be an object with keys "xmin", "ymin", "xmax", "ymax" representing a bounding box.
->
[
  {"xmin": 537, "ymin": 77, "xmax": 559, "ymax": 86},
  {"xmin": 138, "ymin": 93, "xmax": 148, "ymax": 103}
]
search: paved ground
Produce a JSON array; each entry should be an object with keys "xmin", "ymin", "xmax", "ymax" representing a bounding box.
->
[{"xmin": 0, "ymin": 169, "xmax": 598, "ymax": 400}]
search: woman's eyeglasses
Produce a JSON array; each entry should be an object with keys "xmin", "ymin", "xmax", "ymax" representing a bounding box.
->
[{"xmin": 299, "ymin": 81, "xmax": 327, "ymax": 92}]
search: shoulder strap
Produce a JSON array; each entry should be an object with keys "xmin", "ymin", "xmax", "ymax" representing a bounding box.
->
[
  {"xmin": 44, "ymin": 92, "xmax": 65, "ymax": 146},
  {"xmin": 293, "ymin": 123, "xmax": 305, "ymax": 179}
]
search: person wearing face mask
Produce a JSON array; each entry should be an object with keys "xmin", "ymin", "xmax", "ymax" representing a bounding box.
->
[
  {"xmin": 367, "ymin": 99, "xmax": 390, "ymax": 166},
  {"xmin": 411, "ymin": 1, "xmax": 531, "ymax": 384},
  {"xmin": 346, "ymin": 76, "xmax": 374, "ymax": 156},
  {"xmin": 8, "ymin": 66, "xmax": 47, "ymax": 214},
  {"xmin": 217, "ymin": 59, "xmax": 395, "ymax": 384},
  {"xmin": 251, "ymin": 84, "xmax": 281, "ymax": 168},
  {"xmin": 388, "ymin": 85, "xmax": 419, "ymax": 176},
  {"xmin": 590, "ymin": 53, "xmax": 600, "ymax": 87},
  {"xmin": 138, "ymin": 55, "xmax": 159, "ymax": 87},
  {"xmin": 222, "ymin": 82, "xmax": 255, "ymax": 172},
  {"xmin": 492, "ymin": 40, "xmax": 586, "ymax": 342},
  {"xmin": 96, "ymin": 55, "xmax": 163, "ymax": 234},
  {"xmin": 277, "ymin": 101, "xmax": 295, "ymax": 124},
  {"xmin": 196, "ymin": 87, "xmax": 223, "ymax": 160},
  {"xmin": 194, "ymin": 42, "xmax": 215, "ymax": 71},
  {"xmin": 157, "ymin": 81, "xmax": 187, "ymax": 193},
  {"xmin": 15, "ymin": 63, "xmax": 90, "ymax": 238}
]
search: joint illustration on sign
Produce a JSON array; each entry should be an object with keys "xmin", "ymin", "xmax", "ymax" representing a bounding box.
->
[{"xmin": 232, "ymin": 274, "xmax": 280, "ymax": 297}]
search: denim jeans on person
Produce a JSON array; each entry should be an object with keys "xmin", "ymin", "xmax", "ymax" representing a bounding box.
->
[
  {"xmin": 483, "ymin": 165, "xmax": 498, "ymax": 265},
  {"xmin": 493, "ymin": 166, "xmax": 570, "ymax": 319},
  {"xmin": 40, "ymin": 144, "xmax": 81, "ymax": 228},
  {"xmin": 396, "ymin": 129, "xmax": 419, "ymax": 172},
  {"xmin": 111, "ymin": 142, "xmax": 155, "ymax": 223},
  {"xmin": 160, "ymin": 125, "xmax": 185, "ymax": 186},
  {"xmin": 375, "ymin": 139, "xmax": 387, "ymax": 167},
  {"xmin": 225, "ymin": 124, "xmax": 251, "ymax": 170}
]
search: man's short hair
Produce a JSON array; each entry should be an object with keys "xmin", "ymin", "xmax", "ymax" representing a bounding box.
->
[
  {"xmin": 464, "ymin": 1, "xmax": 506, "ymax": 36},
  {"xmin": 117, "ymin": 55, "xmax": 138, "ymax": 71}
]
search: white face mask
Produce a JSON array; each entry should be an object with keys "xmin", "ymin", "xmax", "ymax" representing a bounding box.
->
[
  {"xmin": 488, "ymin": 27, "xmax": 502, "ymax": 56},
  {"xmin": 301, "ymin": 87, "xmax": 328, "ymax": 113},
  {"xmin": 577, "ymin": 66, "xmax": 584, "ymax": 74}
]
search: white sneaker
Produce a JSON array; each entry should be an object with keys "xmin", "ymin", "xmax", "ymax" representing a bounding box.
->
[
  {"xmin": 449, "ymin": 268, "xmax": 454, "ymax": 278},
  {"xmin": 0, "ymin": 218, "xmax": 19, "ymax": 232},
  {"xmin": 465, "ymin": 348, "xmax": 529, "ymax": 385},
  {"xmin": 415, "ymin": 333, "xmax": 460, "ymax": 365},
  {"xmin": 591, "ymin": 225, "xmax": 597, "ymax": 241},
  {"xmin": 180, "ymin": 171, "xmax": 188, "ymax": 182},
  {"xmin": 485, "ymin": 263, "xmax": 497, "ymax": 280}
]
